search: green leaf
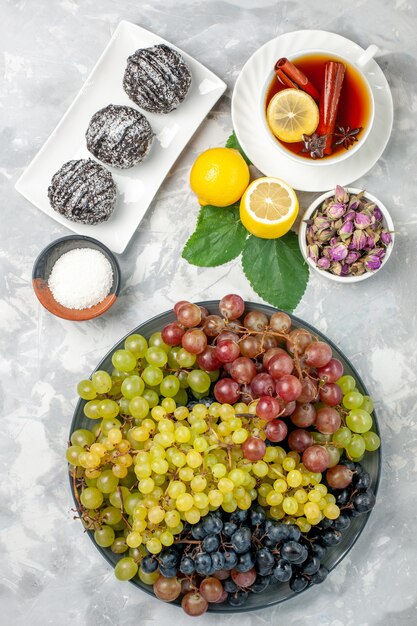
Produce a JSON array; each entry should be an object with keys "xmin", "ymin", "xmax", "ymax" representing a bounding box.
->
[
  {"xmin": 182, "ymin": 204, "xmax": 248, "ymax": 267},
  {"xmin": 241, "ymin": 232, "xmax": 309, "ymax": 312},
  {"xmin": 225, "ymin": 131, "xmax": 252, "ymax": 165}
]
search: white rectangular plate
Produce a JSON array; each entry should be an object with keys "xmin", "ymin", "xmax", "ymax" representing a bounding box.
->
[{"xmin": 15, "ymin": 20, "xmax": 226, "ymax": 254}]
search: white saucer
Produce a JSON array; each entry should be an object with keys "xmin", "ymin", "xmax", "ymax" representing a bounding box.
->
[{"xmin": 231, "ymin": 30, "xmax": 393, "ymax": 192}]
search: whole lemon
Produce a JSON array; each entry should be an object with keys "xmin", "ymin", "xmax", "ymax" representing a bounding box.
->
[{"xmin": 190, "ymin": 148, "xmax": 250, "ymax": 207}]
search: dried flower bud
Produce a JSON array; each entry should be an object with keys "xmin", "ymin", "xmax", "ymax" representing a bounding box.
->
[
  {"xmin": 354, "ymin": 212, "xmax": 372, "ymax": 229},
  {"xmin": 341, "ymin": 264, "xmax": 350, "ymax": 276},
  {"xmin": 330, "ymin": 242, "xmax": 348, "ymax": 262},
  {"xmin": 313, "ymin": 216, "xmax": 331, "ymax": 231},
  {"xmin": 327, "ymin": 202, "xmax": 346, "ymax": 220},
  {"xmin": 307, "ymin": 244, "xmax": 319, "ymax": 263},
  {"xmin": 350, "ymin": 261, "xmax": 366, "ymax": 276},
  {"xmin": 317, "ymin": 257, "xmax": 331, "ymax": 269},
  {"xmin": 351, "ymin": 229, "xmax": 368, "ymax": 250},
  {"xmin": 373, "ymin": 206, "xmax": 383, "ymax": 222},
  {"xmin": 335, "ymin": 185, "xmax": 349, "ymax": 203},
  {"xmin": 345, "ymin": 251, "xmax": 361, "ymax": 264},
  {"xmin": 344, "ymin": 210, "xmax": 356, "ymax": 222},
  {"xmin": 348, "ymin": 199, "xmax": 359, "ymax": 211},
  {"xmin": 381, "ymin": 230, "xmax": 392, "ymax": 245},
  {"xmin": 330, "ymin": 262, "xmax": 343, "ymax": 276},
  {"xmin": 364, "ymin": 254, "xmax": 382, "ymax": 271},
  {"xmin": 317, "ymin": 229, "xmax": 335, "ymax": 243},
  {"xmin": 372, "ymin": 248, "xmax": 386, "ymax": 259},
  {"xmin": 339, "ymin": 220, "xmax": 354, "ymax": 240},
  {"xmin": 322, "ymin": 247, "xmax": 332, "ymax": 258}
]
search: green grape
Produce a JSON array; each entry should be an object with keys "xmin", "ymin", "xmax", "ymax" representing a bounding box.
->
[
  {"xmin": 176, "ymin": 349, "xmax": 196, "ymax": 368},
  {"xmin": 101, "ymin": 506, "xmax": 123, "ymax": 525},
  {"xmin": 146, "ymin": 347, "xmax": 168, "ymax": 367},
  {"xmin": 312, "ymin": 432, "xmax": 332, "ymax": 443},
  {"xmin": 111, "ymin": 368, "xmax": 131, "ymax": 379},
  {"xmin": 109, "ymin": 486, "xmax": 130, "ymax": 508},
  {"xmin": 101, "ymin": 418, "xmax": 122, "ymax": 434},
  {"xmin": 96, "ymin": 470, "xmax": 119, "ymax": 494},
  {"xmin": 208, "ymin": 370, "xmax": 220, "ymax": 382},
  {"xmin": 167, "ymin": 347, "xmax": 181, "ymax": 369},
  {"xmin": 80, "ymin": 487, "xmax": 103, "ymax": 509},
  {"xmin": 77, "ymin": 379, "xmax": 97, "ymax": 400},
  {"xmin": 118, "ymin": 397, "xmax": 131, "ymax": 415},
  {"xmin": 142, "ymin": 388, "xmax": 159, "ymax": 408},
  {"xmin": 187, "ymin": 370, "xmax": 211, "ymax": 393},
  {"xmin": 114, "ymin": 557, "xmax": 138, "ymax": 580},
  {"xmin": 346, "ymin": 434, "xmax": 366, "ymax": 458},
  {"xmin": 332, "ymin": 427, "xmax": 352, "ymax": 447},
  {"xmin": 71, "ymin": 429, "xmax": 95, "ymax": 447},
  {"xmin": 346, "ymin": 409, "xmax": 373, "ymax": 433},
  {"xmin": 66, "ymin": 445, "xmax": 82, "ymax": 465},
  {"xmin": 124, "ymin": 492, "xmax": 142, "ymax": 515},
  {"xmin": 99, "ymin": 399, "xmax": 120, "ymax": 419},
  {"xmin": 173, "ymin": 388, "xmax": 188, "ymax": 406},
  {"xmin": 142, "ymin": 365, "xmax": 164, "ymax": 387},
  {"xmin": 121, "ymin": 375, "xmax": 145, "ymax": 399},
  {"xmin": 327, "ymin": 445, "xmax": 341, "ymax": 467},
  {"xmin": 362, "ymin": 431, "xmax": 381, "ymax": 451},
  {"xmin": 94, "ymin": 526, "xmax": 115, "ymax": 547},
  {"xmin": 149, "ymin": 332, "xmax": 171, "ymax": 353},
  {"xmin": 361, "ymin": 395, "xmax": 374, "ymax": 413},
  {"xmin": 112, "ymin": 349, "xmax": 137, "ymax": 372},
  {"xmin": 129, "ymin": 396, "xmax": 150, "ymax": 419},
  {"xmin": 124, "ymin": 334, "xmax": 148, "ymax": 358},
  {"xmin": 160, "ymin": 375, "xmax": 180, "ymax": 398},
  {"xmin": 342, "ymin": 391, "xmax": 364, "ymax": 410},
  {"xmin": 91, "ymin": 370, "xmax": 112, "ymax": 394},
  {"xmin": 337, "ymin": 375, "xmax": 356, "ymax": 394},
  {"xmin": 85, "ymin": 477, "xmax": 97, "ymax": 488},
  {"xmin": 83, "ymin": 400, "xmax": 102, "ymax": 419},
  {"xmin": 177, "ymin": 370, "xmax": 190, "ymax": 389},
  {"xmin": 108, "ymin": 380, "xmax": 122, "ymax": 397},
  {"xmin": 111, "ymin": 537, "xmax": 129, "ymax": 554}
]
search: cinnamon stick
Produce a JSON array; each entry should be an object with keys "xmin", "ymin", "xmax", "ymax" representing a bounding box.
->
[
  {"xmin": 275, "ymin": 68, "xmax": 299, "ymax": 90},
  {"xmin": 274, "ymin": 58, "xmax": 320, "ymax": 102},
  {"xmin": 317, "ymin": 61, "xmax": 346, "ymax": 155}
]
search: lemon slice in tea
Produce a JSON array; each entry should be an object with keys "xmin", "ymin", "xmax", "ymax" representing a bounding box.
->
[{"xmin": 267, "ymin": 89, "xmax": 319, "ymax": 143}]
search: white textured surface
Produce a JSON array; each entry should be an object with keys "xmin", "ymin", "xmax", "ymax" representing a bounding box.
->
[{"xmin": 1, "ymin": 1, "xmax": 416, "ymax": 625}]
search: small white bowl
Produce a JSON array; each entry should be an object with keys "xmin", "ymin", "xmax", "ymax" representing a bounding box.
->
[{"xmin": 298, "ymin": 188, "xmax": 395, "ymax": 283}]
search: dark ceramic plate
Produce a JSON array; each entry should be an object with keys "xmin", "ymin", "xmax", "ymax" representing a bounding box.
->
[
  {"xmin": 32, "ymin": 235, "xmax": 121, "ymax": 321},
  {"xmin": 69, "ymin": 301, "xmax": 380, "ymax": 612}
]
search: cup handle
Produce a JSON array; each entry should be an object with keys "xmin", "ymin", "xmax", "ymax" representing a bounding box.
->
[{"xmin": 356, "ymin": 44, "xmax": 379, "ymax": 68}]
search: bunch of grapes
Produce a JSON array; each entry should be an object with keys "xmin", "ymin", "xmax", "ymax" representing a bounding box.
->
[{"xmin": 68, "ymin": 294, "xmax": 380, "ymax": 615}]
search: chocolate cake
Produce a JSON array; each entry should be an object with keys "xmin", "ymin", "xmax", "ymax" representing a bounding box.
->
[
  {"xmin": 123, "ymin": 44, "xmax": 192, "ymax": 114},
  {"xmin": 48, "ymin": 159, "xmax": 117, "ymax": 225},
  {"xmin": 85, "ymin": 104, "xmax": 154, "ymax": 169}
]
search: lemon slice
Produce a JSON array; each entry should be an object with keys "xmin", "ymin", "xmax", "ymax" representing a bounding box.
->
[
  {"xmin": 267, "ymin": 89, "xmax": 319, "ymax": 143},
  {"xmin": 240, "ymin": 177, "xmax": 299, "ymax": 239}
]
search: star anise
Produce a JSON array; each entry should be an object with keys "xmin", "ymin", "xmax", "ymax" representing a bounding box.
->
[
  {"xmin": 334, "ymin": 126, "xmax": 362, "ymax": 150},
  {"xmin": 301, "ymin": 133, "xmax": 327, "ymax": 159}
]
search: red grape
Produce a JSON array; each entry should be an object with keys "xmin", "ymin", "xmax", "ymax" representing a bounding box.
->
[
  {"xmin": 219, "ymin": 294, "xmax": 245, "ymax": 320},
  {"xmin": 267, "ymin": 352, "xmax": 294, "ymax": 379},
  {"xmin": 275, "ymin": 375, "xmax": 302, "ymax": 402},
  {"xmin": 240, "ymin": 335, "xmax": 262, "ymax": 358},
  {"xmin": 326, "ymin": 464, "xmax": 353, "ymax": 489},
  {"xmin": 181, "ymin": 591, "xmax": 208, "ymax": 616},
  {"xmin": 242, "ymin": 436, "xmax": 266, "ymax": 461},
  {"xmin": 173, "ymin": 300, "xmax": 189, "ymax": 315},
  {"xmin": 204, "ymin": 315, "xmax": 225, "ymax": 337},
  {"xmin": 177, "ymin": 303, "xmax": 202, "ymax": 327},
  {"xmin": 214, "ymin": 378, "xmax": 240, "ymax": 404},
  {"xmin": 315, "ymin": 407, "xmax": 341, "ymax": 434},
  {"xmin": 281, "ymin": 400, "xmax": 297, "ymax": 417},
  {"xmin": 317, "ymin": 358, "xmax": 344, "ymax": 383},
  {"xmin": 229, "ymin": 357, "xmax": 257, "ymax": 384},
  {"xmin": 265, "ymin": 419, "xmax": 288, "ymax": 442},
  {"xmin": 231, "ymin": 568, "xmax": 257, "ymax": 587},
  {"xmin": 197, "ymin": 346, "xmax": 222, "ymax": 372},
  {"xmin": 199, "ymin": 577, "xmax": 223, "ymax": 602},
  {"xmin": 214, "ymin": 589, "xmax": 228, "ymax": 603},
  {"xmin": 153, "ymin": 576, "xmax": 182, "ymax": 601},
  {"xmin": 217, "ymin": 330, "xmax": 239, "ymax": 343},
  {"xmin": 288, "ymin": 429, "xmax": 314, "ymax": 453},
  {"xmin": 199, "ymin": 306, "xmax": 209, "ymax": 320},
  {"xmin": 161, "ymin": 323, "xmax": 185, "ymax": 346},
  {"xmin": 297, "ymin": 378, "xmax": 318, "ymax": 403},
  {"xmin": 302, "ymin": 445, "xmax": 330, "ymax": 472},
  {"xmin": 304, "ymin": 341, "xmax": 332, "ymax": 368},
  {"xmin": 270, "ymin": 311, "xmax": 292, "ymax": 334},
  {"xmin": 256, "ymin": 396, "xmax": 282, "ymax": 421},
  {"xmin": 243, "ymin": 310, "xmax": 269, "ymax": 331},
  {"xmin": 215, "ymin": 340, "xmax": 241, "ymax": 363},
  {"xmin": 319, "ymin": 383, "xmax": 343, "ymax": 406},
  {"xmin": 250, "ymin": 373, "xmax": 275, "ymax": 397},
  {"xmin": 291, "ymin": 403, "xmax": 316, "ymax": 427},
  {"xmin": 286, "ymin": 329, "xmax": 312, "ymax": 355},
  {"xmin": 263, "ymin": 334, "xmax": 278, "ymax": 350},
  {"xmin": 212, "ymin": 569, "xmax": 230, "ymax": 581},
  {"xmin": 263, "ymin": 347, "xmax": 286, "ymax": 369},
  {"xmin": 181, "ymin": 329, "xmax": 207, "ymax": 354}
]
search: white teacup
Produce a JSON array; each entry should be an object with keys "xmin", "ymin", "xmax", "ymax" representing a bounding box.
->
[{"xmin": 261, "ymin": 45, "xmax": 378, "ymax": 166}]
